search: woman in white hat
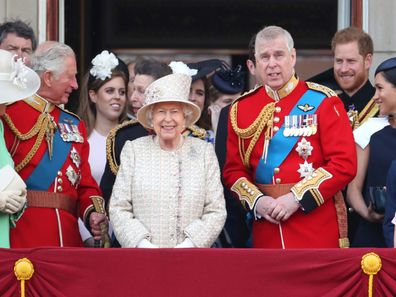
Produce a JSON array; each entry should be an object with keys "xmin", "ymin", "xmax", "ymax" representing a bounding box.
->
[
  {"xmin": 0, "ymin": 49, "xmax": 40, "ymax": 247},
  {"xmin": 109, "ymin": 62, "xmax": 226, "ymax": 248}
]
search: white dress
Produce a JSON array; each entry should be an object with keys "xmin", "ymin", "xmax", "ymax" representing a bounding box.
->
[
  {"xmin": 109, "ymin": 135, "xmax": 226, "ymax": 248},
  {"xmin": 88, "ymin": 129, "xmax": 107, "ymax": 185}
]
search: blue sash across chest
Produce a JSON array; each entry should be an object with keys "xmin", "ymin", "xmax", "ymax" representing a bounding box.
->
[
  {"xmin": 26, "ymin": 111, "xmax": 77, "ymax": 190},
  {"xmin": 255, "ymin": 90, "xmax": 326, "ymax": 184}
]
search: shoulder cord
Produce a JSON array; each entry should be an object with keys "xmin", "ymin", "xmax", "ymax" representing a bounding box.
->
[
  {"xmin": 3, "ymin": 113, "xmax": 51, "ymax": 172},
  {"xmin": 230, "ymin": 102, "xmax": 275, "ymax": 167}
]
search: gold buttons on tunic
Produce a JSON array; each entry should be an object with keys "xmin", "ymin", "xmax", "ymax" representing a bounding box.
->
[
  {"xmin": 273, "ymin": 126, "xmax": 279, "ymax": 132},
  {"xmin": 275, "ymin": 106, "xmax": 282, "ymax": 113},
  {"xmin": 274, "ymin": 167, "xmax": 280, "ymax": 174},
  {"xmin": 57, "ymin": 186, "xmax": 63, "ymax": 192},
  {"xmin": 57, "ymin": 178, "xmax": 63, "ymax": 184},
  {"xmin": 275, "ymin": 178, "xmax": 281, "ymax": 184},
  {"xmin": 57, "ymin": 171, "xmax": 62, "ymax": 176},
  {"xmin": 273, "ymin": 117, "xmax": 280, "ymax": 123}
]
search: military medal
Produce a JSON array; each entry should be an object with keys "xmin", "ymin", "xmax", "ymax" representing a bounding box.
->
[
  {"xmin": 58, "ymin": 123, "xmax": 68, "ymax": 141},
  {"xmin": 70, "ymin": 147, "xmax": 81, "ymax": 168},
  {"xmin": 310, "ymin": 114, "xmax": 318, "ymax": 135},
  {"xmin": 66, "ymin": 165, "xmax": 81, "ymax": 188},
  {"xmin": 297, "ymin": 160, "xmax": 314, "ymax": 178},
  {"xmin": 71, "ymin": 124, "xmax": 84, "ymax": 143},
  {"xmin": 296, "ymin": 137, "xmax": 313, "ymax": 159},
  {"xmin": 296, "ymin": 137, "xmax": 315, "ymax": 178},
  {"xmin": 283, "ymin": 116, "xmax": 291, "ymax": 137},
  {"xmin": 289, "ymin": 115, "xmax": 297, "ymax": 137}
]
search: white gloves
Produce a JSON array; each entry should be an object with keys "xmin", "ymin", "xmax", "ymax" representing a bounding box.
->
[
  {"xmin": 137, "ymin": 238, "xmax": 159, "ymax": 248},
  {"xmin": 175, "ymin": 238, "xmax": 195, "ymax": 248},
  {"xmin": 0, "ymin": 189, "xmax": 27, "ymax": 214}
]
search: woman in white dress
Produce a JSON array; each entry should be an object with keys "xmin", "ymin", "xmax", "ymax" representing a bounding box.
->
[
  {"xmin": 77, "ymin": 50, "xmax": 128, "ymax": 246},
  {"xmin": 110, "ymin": 62, "xmax": 226, "ymax": 248}
]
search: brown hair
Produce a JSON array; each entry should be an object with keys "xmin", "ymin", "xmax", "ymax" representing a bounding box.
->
[
  {"xmin": 331, "ymin": 27, "xmax": 373, "ymax": 57},
  {"xmin": 77, "ymin": 58, "xmax": 128, "ymax": 135}
]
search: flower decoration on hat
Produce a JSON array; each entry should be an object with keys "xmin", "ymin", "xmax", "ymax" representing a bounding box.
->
[
  {"xmin": 144, "ymin": 86, "xmax": 163, "ymax": 105},
  {"xmin": 90, "ymin": 50, "xmax": 119, "ymax": 80},
  {"xmin": 212, "ymin": 64, "xmax": 245, "ymax": 94},
  {"xmin": 9, "ymin": 56, "xmax": 28, "ymax": 89},
  {"xmin": 169, "ymin": 61, "xmax": 197, "ymax": 76}
]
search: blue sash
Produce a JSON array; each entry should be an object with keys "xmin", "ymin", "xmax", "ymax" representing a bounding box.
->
[
  {"xmin": 255, "ymin": 90, "xmax": 326, "ymax": 184},
  {"xmin": 26, "ymin": 111, "xmax": 77, "ymax": 190}
]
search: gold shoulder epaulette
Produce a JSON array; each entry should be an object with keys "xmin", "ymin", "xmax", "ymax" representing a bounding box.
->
[
  {"xmin": 358, "ymin": 98, "xmax": 379, "ymax": 127},
  {"xmin": 106, "ymin": 119, "xmax": 140, "ymax": 175},
  {"xmin": 186, "ymin": 125, "xmax": 206, "ymax": 139},
  {"xmin": 232, "ymin": 84, "xmax": 262, "ymax": 105},
  {"xmin": 58, "ymin": 106, "xmax": 81, "ymax": 121},
  {"xmin": 306, "ymin": 81, "xmax": 337, "ymax": 97}
]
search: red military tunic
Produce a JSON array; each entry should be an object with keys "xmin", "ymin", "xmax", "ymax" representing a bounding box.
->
[
  {"xmin": 223, "ymin": 76, "xmax": 357, "ymax": 248},
  {"xmin": 2, "ymin": 95, "xmax": 100, "ymax": 247}
]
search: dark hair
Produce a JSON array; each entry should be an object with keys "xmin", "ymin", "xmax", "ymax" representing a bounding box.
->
[
  {"xmin": 331, "ymin": 27, "xmax": 373, "ymax": 57},
  {"xmin": 194, "ymin": 76, "xmax": 212, "ymax": 130},
  {"xmin": 375, "ymin": 57, "xmax": 396, "ymax": 87},
  {"xmin": 248, "ymin": 33, "xmax": 256, "ymax": 65},
  {"xmin": 134, "ymin": 58, "xmax": 171, "ymax": 80},
  {"xmin": 0, "ymin": 20, "xmax": 37, "ymax": 50},
  {"xmin": 78, "ymin": 53, "xmax": 129, "ymax": 135}
]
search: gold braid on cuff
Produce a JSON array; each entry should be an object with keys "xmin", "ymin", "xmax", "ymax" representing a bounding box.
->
[
  {"xmin": 231, "ymin": 177, "xmax": 263, "ymax": 210},
  {"xmin": 291, "ymin": 167, "xmax": 332, "ymax": 212}
]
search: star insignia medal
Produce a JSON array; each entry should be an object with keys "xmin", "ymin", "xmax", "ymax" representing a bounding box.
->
[
  {"xmin": 296, "ymin": 137, "xmax": 315, "ymax": 177},
  {"xmin": 70, "ymin": 147, "xmax": 81, "ymax": 168},
  {"xmin": 66, "ymin": 165, "xmax": 81, "ymax": 188},
  {"xmin": 295, "ymin": 137, "xmax": 313, "ymax": 159},
  {"xmin": 297, "ymin": 160, "xmax": 314, "ymax": 178}
]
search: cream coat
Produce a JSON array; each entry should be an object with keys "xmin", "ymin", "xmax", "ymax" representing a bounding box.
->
[{"xmin": 109, "ymin": 136, "xmax": 226, "ymax": 248}]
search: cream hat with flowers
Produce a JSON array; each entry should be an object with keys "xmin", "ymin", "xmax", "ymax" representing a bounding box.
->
[
  {"xmin": 0, "ymin": 49, "xmax": 40, "ymax": 104},
  {"xmin": 137, "ymin": 61, "xmax": 201, "ymax": 129}
]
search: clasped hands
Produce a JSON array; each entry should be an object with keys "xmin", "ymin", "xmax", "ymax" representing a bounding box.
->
[{"xmin": 255, "ymin": 192, "xmax": 300, "ymax": 224}]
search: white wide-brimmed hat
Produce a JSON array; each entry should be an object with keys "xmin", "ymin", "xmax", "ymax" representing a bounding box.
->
[
  {"xmin": 0, "ymin": 49, "xmax": 40, "ymax": 104},
  {"xmin": 137, "ymin": 61, "xmax": 201, "ymax": 129}
]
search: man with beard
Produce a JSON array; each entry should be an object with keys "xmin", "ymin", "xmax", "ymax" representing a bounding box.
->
[{"xmin": 310, "ymin": 27, "xmax": 378, "ymax": 129}]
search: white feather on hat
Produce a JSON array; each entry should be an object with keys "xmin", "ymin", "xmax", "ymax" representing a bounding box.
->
[{"xmin": 137, "ymin": 61, "xmax": 201, "ymax": 129}]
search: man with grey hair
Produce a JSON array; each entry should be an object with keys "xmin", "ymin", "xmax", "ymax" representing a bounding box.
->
[
  {"xmin": 223, "ymin": 25, "xmax": 357, "ymax": 248},
  {"xmin": 2, "ymin": 41, "xmax": 108, "ymax": 247}
]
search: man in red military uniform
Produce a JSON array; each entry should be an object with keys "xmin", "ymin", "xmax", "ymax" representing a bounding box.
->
[
  {"xmin": 2, "ymin": 41, "xmax": 107, "ymax": 247},
  {"xmin": 223, "ymin": 26, "xmax": 357, "ymax": 248}
]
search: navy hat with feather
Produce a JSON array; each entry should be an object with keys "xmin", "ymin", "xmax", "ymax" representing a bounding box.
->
[
  {"xmin": 187, "ymin": 59, "xmax": 225, "ymax": 82},
  {"xmin": 211, "ymin": 64, "xmax": 245, "ymax": 94}
]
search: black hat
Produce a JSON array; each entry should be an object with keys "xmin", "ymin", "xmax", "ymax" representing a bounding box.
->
[
  {"xmin": 211, "ymin": 64, "xmax": 245, "ymax": 94},
  {"xmin": 375, "ymin": 57, "xmax": 396, "ymax": 75},
  {"xmin": 188, "ymin": 59, "xmax": 225, "ymax": 82}
]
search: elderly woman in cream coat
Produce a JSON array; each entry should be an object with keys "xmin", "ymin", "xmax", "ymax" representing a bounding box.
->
[{"xmin": 109, "ymin": 62, "xmax": 226, "ymax": 248}]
